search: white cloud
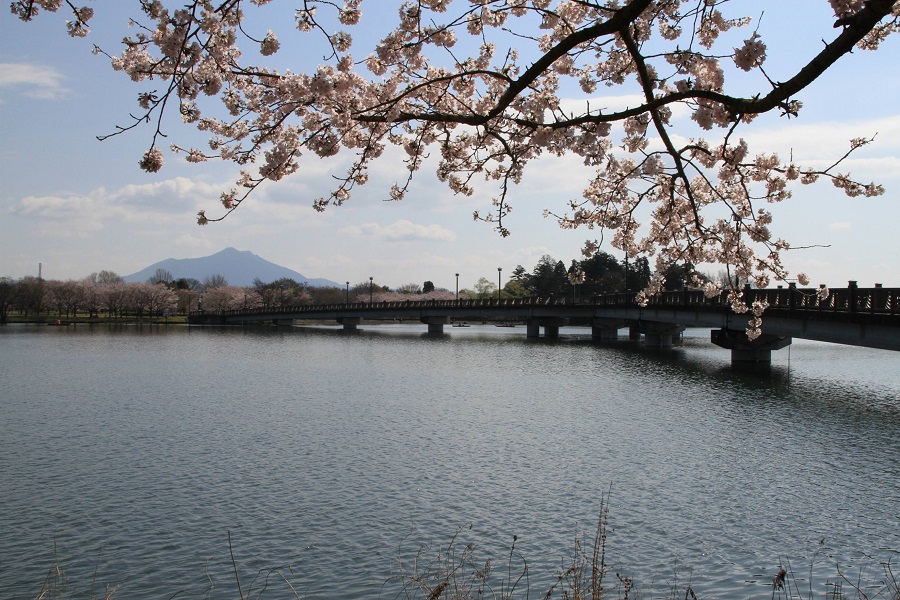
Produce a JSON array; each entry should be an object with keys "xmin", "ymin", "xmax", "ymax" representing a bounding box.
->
[
  {"xmin": 0, "ymin": 63, "xmax": 68, "ymax": 100},
  {"xmin": 829, "ymin": 221, "xmax": 852, "ymax": 231},
  {"xmin": 340, "ymin": 219, "xmax": 457, "ymax": 242},
  {"xmin": 736, "ymin": 114, "xmax": 900, "ymax": 160},
  {"xmin": 9, "ymin": 176, "xmax": 234, "ymax": 228},
  {"xmin": 112, "ymin": 177, "xmax": 222, "ymax": 201}
]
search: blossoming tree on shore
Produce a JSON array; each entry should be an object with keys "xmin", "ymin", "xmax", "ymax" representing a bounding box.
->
[{"xmin": 13, "ymin": 0, "xmax": 899, "ymax": 337}]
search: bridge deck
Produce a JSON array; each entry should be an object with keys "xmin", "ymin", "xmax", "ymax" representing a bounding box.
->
[{"xmin": 189, "ymin": 285, "xmax": 900, "ymax": 351}]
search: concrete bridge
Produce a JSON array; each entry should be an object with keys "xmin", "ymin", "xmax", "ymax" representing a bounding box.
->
[{"xmin": 189, "ymin": 282, "xmax": 900, "ymax": 365}]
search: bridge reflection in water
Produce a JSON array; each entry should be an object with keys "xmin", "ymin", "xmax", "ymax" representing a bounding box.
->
[{"xmin": 189, "ymin": 282, "xmax": 900, "ymax": 365}]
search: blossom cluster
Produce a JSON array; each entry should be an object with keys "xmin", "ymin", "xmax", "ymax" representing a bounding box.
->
[
  {"xmin": 12, "ymin": 0, "xmax": 94, "ymax": 36},
  {"xmin": 733, "ymin": 33, "xmax": 766, "ymax": 71}
]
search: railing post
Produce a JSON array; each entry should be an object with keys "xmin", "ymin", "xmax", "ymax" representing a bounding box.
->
[
  {"xmin": 848, "ymin": 280, "xmax": 858, "ymax": 314},
  {"xmin": 872, "ymin": 283, "xmax": 882, "ymax": 314}
]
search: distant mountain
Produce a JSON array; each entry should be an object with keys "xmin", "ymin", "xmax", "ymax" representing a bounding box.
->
[{"xmin": 123, "ymin": 247, "xmax": 340, "ymax": 288}]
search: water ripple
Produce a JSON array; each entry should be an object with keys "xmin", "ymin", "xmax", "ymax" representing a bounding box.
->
[{"xmin": 1, "ymin": 324, "xmax": 897, "ymax": 599}]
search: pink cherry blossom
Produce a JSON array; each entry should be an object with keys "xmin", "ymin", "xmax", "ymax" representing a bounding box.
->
[{"xmin": 138, "ymin": 147, "xmax": 163, "ymax": 173}]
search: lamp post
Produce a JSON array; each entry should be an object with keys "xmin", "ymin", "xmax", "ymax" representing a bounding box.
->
[
  {"xmin": 569, "ymin": 268, "xmax": 585, "ymax": 304},
  {"xmin": 369, "ymin": 276, "xmax": 373, "ymax": 303},
  {"xmin": 733, "ymin": 213, "xmax": 742, "ymax": 288},
  {"xmin": 345, "ymin": 281, "xmax": 349, "ymax": 303},
  {"xmin": 455, "ymin": 273, "xmax": 459, "ymax": 300},
  {"xmin": 497, "ymin": 267, "xmax": 502, "ymax": 301},
  {"xmin": 624, "ymin": 214, "xmax": 632, "ymax": 298}
]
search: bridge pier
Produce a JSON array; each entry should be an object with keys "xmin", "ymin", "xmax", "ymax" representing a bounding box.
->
[
  {"xmin": 421, "ymin": 316, "xmax": 450, "ymax": 333},
  {"xmin": 642, "ymin": 323, "xmax": 685, "ymax": 348},
  {"xmin": 592, "ymin": 318, "xmax": 626, "ymax": 341},
  {"xmin": 526, "ymin": 317, "xmax": 568, "ymax": 338},
  {"xmin": 711, "ymin": 329, "xmax": 792, "ymax": 365},
  {"xmin": 337, "ymin": 316, "xmax": 362, "ymax": 330}
]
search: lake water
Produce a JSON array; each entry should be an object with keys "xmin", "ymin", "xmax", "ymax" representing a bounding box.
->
[{"xmin": 1, "ymin": 323, "xmax": 898, "ymax": 599}]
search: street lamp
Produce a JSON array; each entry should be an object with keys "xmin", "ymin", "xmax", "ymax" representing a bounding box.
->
[
  {"xmin": 497, "ymin": 267, "xmax": 502, "ymax": 301},
  {"xmin": 369, "ymin": 276, "xmax": 373, "ymax": 303},
  {"xmin": 345, "ymin": 281, "xmax": 349, "ymax": 303},
  {"xmin": 624, "ymin": 214, "xmax": 632, "ymax": 297},
  {"xmin": 455, "ymin": 273, "xmax": 459, "ymax": 301},
  {"xmin": 733, "ymin": 213, "xmax": 742, "ymax": 288},
  {"xmin": 569, "ymin": 268, "xmax": 585, "ymax": 304}
]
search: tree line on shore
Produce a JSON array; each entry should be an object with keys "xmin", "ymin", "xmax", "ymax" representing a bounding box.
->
[{"xmin": 0, "ymin": 251, "xmax": 704, "ymax": 323}]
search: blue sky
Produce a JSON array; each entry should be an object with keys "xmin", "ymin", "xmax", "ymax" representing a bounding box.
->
[{"xmin": 1, "ymin": 2, "xmax": 898, "ymax": 290}]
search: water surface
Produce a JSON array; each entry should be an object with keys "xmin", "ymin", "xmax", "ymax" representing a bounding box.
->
[{"xmin": 1, "ymin": 324, "xmax": 898, "ymax": 598}]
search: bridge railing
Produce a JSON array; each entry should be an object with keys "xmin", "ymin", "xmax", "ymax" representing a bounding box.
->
[
  {"xmin": 189, "ymin": 284, "xmax": 898, "ymax": 320},
  {"xmin": 742, "ymin": 283, "xmax": 897, "ymax": 315},
  {"xmin": 638, "ymin": 284, "xmax": 897, "ymax": 316},
  {"xmin": 201, "ymin": 295, "xmax": 575, "ymax": 318}
]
